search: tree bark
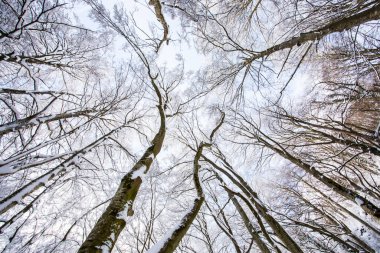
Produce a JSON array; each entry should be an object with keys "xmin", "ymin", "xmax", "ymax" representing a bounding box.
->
[
  {"xmin": 204, "ymin": 155, "xmax": 303, "ymax": 253},
  {"xmin": 146, "ymin": 143, "xmax": 208, "ymax": 253},
  {"xmin": 147, "ymin": 112, "xmax": 225, "ymax": 253},
  {"xmin": 149, "ymin": 0, "xmax": 169, "ymax": 52},
  {"xmin": 78, "ymin": 80, "xmax": 166, "ymax": 253},
  {"xmin": 259, "ymin": 134, "xmax": 380, "ymax": 219},
  {"xmin": 244, "ymin": 4, "xmax": 380, "ymax": 65},
  {"xmin": 213, "ymin": 172, "xmax": 272, "ymax": 253}
]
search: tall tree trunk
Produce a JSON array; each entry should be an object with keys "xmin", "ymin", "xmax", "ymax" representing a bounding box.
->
[
  {"xmin": 203, "ymin": 155, "xmax": 303, "ymax": 253},
  {"xmin": 212, "ymin": 172, "xmax": 272, "ymax": 253},
  {"xmin": 244, "ymin": 4, "xmax": 380, "ymax": 65},
  {"xmin": 146, "ymin": 143, "xmax": 208, "ymax": 253},
  {"xmin": 78, "ymin": 81, "xmax": 166, "ymax": 253},
  {"xmin": 301, "ymin": 178, "xmax": 380, "ymax": 237},
  {"xmin": 146, "ymin": 112, "xmax": 225, "ymax": 253},
  {"xmin": 257, "ymin": 133, "xmax": 380, "ymax": 219}
]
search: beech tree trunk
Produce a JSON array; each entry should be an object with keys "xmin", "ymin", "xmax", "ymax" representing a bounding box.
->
[
  {"xmin": 213, "ymin": 172, "xmax": 272, "ymax": 253},
  {"xmin": 78, "ymin": 80, "xmax": 166, "ymax": 253},
  {"xmin": 244, "ymin": 4, "xmax": 380, "ymax": 65},
  {"xmin": 259, "ymin": 135, "xmax": 380, "ymax": 219},
  {"xmin": 148, "ymin": 143, "xmax": 208, "ymax": 253},
  {"xmin": 147, "ymin": 112, "xmax": 225, "ymax": 253},
  {"xmin": 204, "ymin": 155, "xmax": 303, "ymax": 253}
]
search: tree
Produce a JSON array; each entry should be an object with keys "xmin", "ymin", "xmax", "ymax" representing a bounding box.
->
[{"xmin": 1, "ymin": 0, "xmax": 380, "ymax": 252}]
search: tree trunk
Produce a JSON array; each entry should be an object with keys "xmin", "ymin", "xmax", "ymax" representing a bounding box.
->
[
  {"xmin": 260, "ymin": 136, "xmax": 380, "ymax": 219},
  {"xmin": 146, "ymin": 143, "xmax": 208, "ymax": 253},
  {"xmin": 213, "ymin": 172, "xmax": 272, "ymax": 253},
  {"xmin": 78, "ymin": 82, "xmax": 166, "ymax": 253},
  {"xmin": 204, "ymin": 155, "xmax": 303, "ymax": 253},
  {"xmin": 244, "ymin": 4, "xmax": 380, "ymax": 64}
]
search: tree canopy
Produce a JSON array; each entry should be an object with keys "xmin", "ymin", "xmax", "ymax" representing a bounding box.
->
[{"xmin": 1, "ymin": 0, "xmax": 380, "ymax": 252}]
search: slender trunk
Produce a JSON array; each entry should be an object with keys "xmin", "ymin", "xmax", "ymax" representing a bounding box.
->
[
  {"xmin": 262, "ymin": 138, "xmax": 380, "ymax": 218},
  {"xmin": 229, "ymin": 195, "xmax": 273, "ymax": 253},
  {"xmin": 146, "ymin": 143, "xmax": 208, "ymax": 253},
  {"xmin": 151, "ymin": 198, "xmax": 204, "ymax": 253},
  {"xmin": 212, "ymin": 172, "xmax": 272, "ymax": 253},
  {"xmin": 148, "ymin": 0, "xmax": 169, "ymax": 52},
  {"xmin": 0, "ymin": 126, "xmax": 122, "ymax": 216},
  {"xmin": 302, "ymin": 179, "xmax": 380, "ymax": 237},
  {"xmin": 228, "ymin": 188, "xmax": 302, "ymax": 253},
  {"xmin": 0, "ymin": 53, "xmax": 69, "ymax": 68},
  {"xmin": 0, "ymin": 88, "xmax": 76, "ymax": 96},
  {"xmin": 204, "ymin": 156, "xmax": 302, "ymax": 253},
  {"xmin": 0, "ymin": 108, "xmax": 96, "ymax": 136},
  {"xmin": 245, "ymin": 4, "xmax": 380, "ymax": 64},
  {"xmin": 146, "ymin": 112, "xmax": 225, "ymax": 253}
]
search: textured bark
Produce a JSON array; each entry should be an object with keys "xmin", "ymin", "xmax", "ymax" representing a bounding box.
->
[
  {"xmin": 78, "ymin": 82, "xmax": 166, "ymax": 252},
  {"xmin": 151, "ymin": 197, "xmax": 203, "ymax": 253},
  {"xmin": 244, "ymin": 4, "xmax": 380, "ymax": 65},
  {"xmin": 149, "ymin": 0, "xmax": 169, "ymax": 52}
]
